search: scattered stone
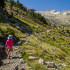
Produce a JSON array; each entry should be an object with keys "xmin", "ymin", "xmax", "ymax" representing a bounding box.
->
[
  {"xmin": 42, "ymin": 49, "xmax": 47, "ymax": 52},
  {"xmin": 46, "ymin": 30, "xmax": 51, "ymax": 32},
  {"xmin": 24, "ymin": 41, "xmax": 33, "ymax": 45},
  {"xmin": 68, "ymin": 43, "xmax": 70, "ymax": 45},
  {"xmin": 52, "ymin": 37, "xmax": 55, "ymax": 40},
  {"xmin": 33, "ymin": 33, "xmax": 38, "ymax": 37},
  {"xmin": 45, "ymin": 62, "xmax": 57, "ymax": 68},
  {"xmin": 19, "ymin": 59, "xmax": 25, "ymax": 64},
  {"xmin": 28, "ymin": 56, "xmax": 37, "ymax": 60},
  {"xmin": 18, "ymin": 66, "xmax": 25, "ymax": 70},
  {"xmin": 56, "ymin": 59, "xmax": 61, "ymax": 62},
  {"xmin": 51, "ymin": 48, "xmax": 56, "ymax": 51},
  {"xmin": 48, "ymin": 68, "xmax": 56, "ymax": 70},
  {"xmin": 39, "ymin": 58, "xmax": 44, "ymax": 64},
  {"xmin": 61, "ymin": 63, "xmax": 67, "ymax": 67},
  {"xmin": 15, "ymin": 64, "xmax": 18, "ymax": 70},
  {"xmin": 64, "ymin": 35, "xmax": 69, "ymax": 37},
  {"xmin": 19, "ymin": 49, "xmax": 23, "ymax": 54},
  {"xmin": 30, "ymin": 69, "xmax": 33, "ymax": 70}
]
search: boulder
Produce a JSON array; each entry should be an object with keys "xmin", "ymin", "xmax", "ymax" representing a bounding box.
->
[
  {"xmin": 39, "ymin": 58, "xmax": 44, "ymax": 64},
  {"xmin": 19, "ymin": 59, "xmax": 25, "ymax": 64},
  {"xmin": 45, "ymin": 62, "xmax": 57, "ymax": 68},
  {"xmin": 28, "ymin": 56, "xmax": 37, "ymax": 60},
  {"xmin": 24, "ymin": 41, "xmax": 33, "ymax": 45},
  {"xmin": 19, "ymin": 49, "xmax": 23, "ymax": 54},
  {"xmin": 61, "ymin": 63, "xmax": 67, "ymax": 67},
  {"xmin": 56, "ymin": 59, "xmax": 61, "ymax": 62},
  {"xmin": 18, "ymin": 65, "xmax": 25, "ymax": 70},
  {"xmin": 48, "ymin": 68, "xmax": 56, "ymax": 70},
  {"xmin": 46, "ymin": 30, "xmax": 51, "ymax": 32}
]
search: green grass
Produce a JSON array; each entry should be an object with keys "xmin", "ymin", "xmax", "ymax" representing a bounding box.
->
[
  {"xmin": 13, "ymin": 8, "xmax": 70, "ymax": 69},
  {"xmin": 15, "ymin": 10, "xmax": 70, "ymax": 69},
  {"xmin": 0, "ymin": 2, "xmax": 70, "ymax": 69},
  {"xmin": 0, "ymin": 23, "xmax": 27, "ymax": 43}
]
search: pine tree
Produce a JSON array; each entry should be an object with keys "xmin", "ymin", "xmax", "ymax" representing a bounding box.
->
[
  {"xmin": 17, "ymin": 0, "xmax": 19, "ymax": 7},
  {"xmin": 5, "ymin": 0, "xmax": 7, "ymax": 2},
  {"xmin": 0, "ymin": 0, "xmax": 5, "ymax": 9},
  {"xmin": 10, "ymin": 0, "xmax": 13, "ymax": 9}
]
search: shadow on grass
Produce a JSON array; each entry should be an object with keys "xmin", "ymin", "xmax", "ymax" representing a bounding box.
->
[
  {"xmin": 12, "ymin": 56, "xmax": 22, "ymax": 59},
  {"xmin": 12, "ymin": 16, "xmax": 33, "ymax": 35},
  {"xmin": 0, "ymin": 9, "xmax": 34, "ymax": 43},
  {"xmin": 0, "ymin": 9, "xmax": 33, "ymax": 35}
]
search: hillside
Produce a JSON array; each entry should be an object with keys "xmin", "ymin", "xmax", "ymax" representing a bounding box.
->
[
  {"xmin": 36, "ymin": 10, "xmax": 70, "ymax": 26},
  {"xmin": 0, "ymin": 2, "xmax": 70, "ymax": 70}
]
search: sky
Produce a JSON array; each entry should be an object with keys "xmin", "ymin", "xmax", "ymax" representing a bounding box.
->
[{"xmin": 14, "ymin": 0, "xmax": 70, "ymax": 11}]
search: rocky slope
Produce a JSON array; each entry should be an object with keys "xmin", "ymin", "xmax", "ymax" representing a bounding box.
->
[{"xmin": 36, "ymin": 10, "xmax": 70, "ymax": 26}]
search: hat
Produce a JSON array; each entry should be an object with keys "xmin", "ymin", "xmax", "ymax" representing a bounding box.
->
[
  {"xmin": 8, "ymin": 35, "xmax": 12, "ymax": 37},
  {"xmin": 8, "ymin": 35, "xmax": 13, "ymax": 39}
]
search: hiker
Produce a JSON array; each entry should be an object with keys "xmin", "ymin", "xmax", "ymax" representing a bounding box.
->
[{"xmin": 5, "ymin": 35, "xmax": 14, "ymax": 58}]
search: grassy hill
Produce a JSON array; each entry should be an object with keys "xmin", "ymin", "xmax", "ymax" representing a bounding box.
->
[{"xmin": 0, "ymin": 2, "xmax": 70, "ymax": 70}]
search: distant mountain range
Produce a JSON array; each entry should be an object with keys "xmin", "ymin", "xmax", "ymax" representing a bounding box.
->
[{"xmin": 36, "ymin": 10, "xmax": 70, "ymax": 26}]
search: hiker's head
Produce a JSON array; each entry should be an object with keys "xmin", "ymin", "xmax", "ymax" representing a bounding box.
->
[{"xmin": 8, "ymin": 35, "xmax": 13, "ymax": 40}]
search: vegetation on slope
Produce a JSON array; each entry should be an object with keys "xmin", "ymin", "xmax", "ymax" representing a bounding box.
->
[{"xmin": 0, "ymin": 1, "xmax": 70, "ymax": 70}]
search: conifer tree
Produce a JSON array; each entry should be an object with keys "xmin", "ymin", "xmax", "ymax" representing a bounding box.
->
[
  {"xmin": 17, "ymin": 0, "xmax": 19, "ymax": 7},
  {"xmin": 5, "ymin": 0, "xmax": 7, "ymax": 2},
  {"xmin": 10, "ymin": 0, "xmax": 13, "ymax": 9},
  {"xmin": 0, "ymin": 0, "xmax": 5, "ymax": 9}
]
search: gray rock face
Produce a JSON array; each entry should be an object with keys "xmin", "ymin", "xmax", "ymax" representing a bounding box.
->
[{"xmin": 36, "ymin": 10, "xmax": 70, "ymax": 26}]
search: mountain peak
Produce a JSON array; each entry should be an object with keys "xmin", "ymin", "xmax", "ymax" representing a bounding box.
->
[{"xmin": 36, "ymin": 10, "xmax": 70, "ymax": 15}]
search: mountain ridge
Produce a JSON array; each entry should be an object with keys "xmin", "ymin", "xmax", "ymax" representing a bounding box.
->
[
  {"xmin": 36, "ymin": 10, "xmax": 70, "ymax": 26},
  {"xmin": 36, "ymin": 10, "xmax": 70, "ymax": 15}
]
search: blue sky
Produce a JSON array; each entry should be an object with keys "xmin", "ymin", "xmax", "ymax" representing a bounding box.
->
[{"xmin": 14, "ymin": 0, "xmax": 70, "ymax": 11}]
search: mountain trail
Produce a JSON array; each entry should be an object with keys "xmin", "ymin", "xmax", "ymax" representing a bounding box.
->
[{"xmin": 0, "ymin": 46, "xmax": 30, "ymax": 70}]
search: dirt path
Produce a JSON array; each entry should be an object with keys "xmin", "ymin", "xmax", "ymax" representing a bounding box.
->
[{"xmin": 0, "ymin": 46, "xmax": 29, "ymax": 70}]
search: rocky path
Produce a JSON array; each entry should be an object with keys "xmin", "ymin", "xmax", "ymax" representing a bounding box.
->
[{"xmin": 0, "ymin": 46, "xmax": 29, "ymax": 70}]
